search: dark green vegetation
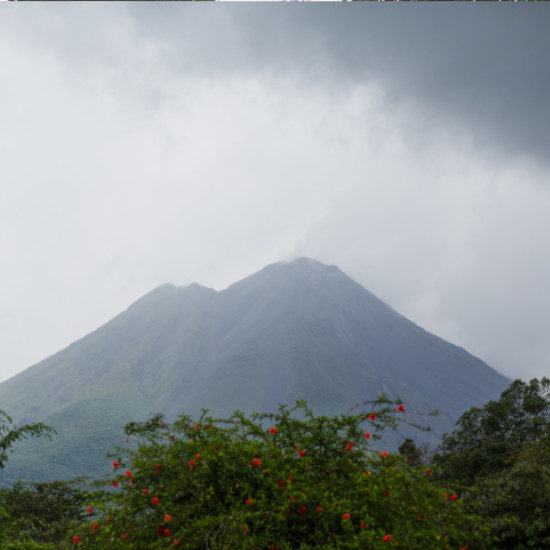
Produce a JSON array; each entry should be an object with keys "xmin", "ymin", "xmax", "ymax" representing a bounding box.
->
[
  {"xmin": 0, "ymin": 479, "xmax": 86, "ymax": 548},
  {"xmin": 0, "ymin": 378, "xmax": 547, "ymax": 549},
  {"xmin": 0, "ymin": 412, "xmax": 78, "ymax": 548},
  {"xmin": 0, "ymin": 259, "xmax": 509, "ymax": 483},
  {"xmin": 434, "ymin": 377, "xmax": 550, "ymax": 549}
]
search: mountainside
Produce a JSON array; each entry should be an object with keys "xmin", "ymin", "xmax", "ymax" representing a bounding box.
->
[{"xmin": 0, "ymin": 258, "xmax": 509, "ymax": 484}]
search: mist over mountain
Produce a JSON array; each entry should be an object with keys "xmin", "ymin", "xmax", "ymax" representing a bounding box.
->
[{"xmin": 0, "ymin": 258, "xmax": 509, "ymax": 484}]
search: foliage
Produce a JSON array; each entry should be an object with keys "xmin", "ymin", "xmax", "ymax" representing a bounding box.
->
[
  {"xmin": 4, "ymin": 379, "xmax": 547, "ymax": 548},
  {"xmin": 0, "ymin": 479, "xmax": 88, "ymax": 547},
  {"xmin": 0, "ymin": 409, "xmax": 56, "ymax": 471},
  {"xmin": 397, "ymin": 438, "xmax": 422, "ymax": 465},
  {"xmin": 0, "ymin": 410, "xmax": 64, "ymax": 548},
  {"xmin": 434, "ymin": 378, "xmax": 549, "ymax": 486},
  {"xmin": 68, "ymin": 397, "xmax": 485, "ymax": 549},
  {"xmin": 470, "ymin": 434, "xmax": 550, "ymax": 549},
  {"xmin": 434, "ymin": 378, "xmax": 550, "ymax": 549}
]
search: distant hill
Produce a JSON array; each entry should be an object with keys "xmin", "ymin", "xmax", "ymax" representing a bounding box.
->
[{"xmin": 0, "ymin": 258, "xmax": 509, "ymax": 484}]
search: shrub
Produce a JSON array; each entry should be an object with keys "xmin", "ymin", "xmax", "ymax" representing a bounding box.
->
[
  {"xmin": 72, "ymin": 396, "xmax": 486, "ymax": 549},
  {"xmin": 0, "ymin": 479, "xmax": 87, "ymax": 548}
]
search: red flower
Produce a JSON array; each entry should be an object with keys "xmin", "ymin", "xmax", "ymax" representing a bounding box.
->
[
  {"xmin": 245, "ymin": 498, "xmax": 253, "ymax": 505},
  {"xmin": 126, "ymin": 437, "xmax": 129, "ymax": 443},
  {"xmin": 298, "ymin": 450, "xmax": 306, "ymax": 457},
  {"xmin": 112, "ymin": 481, "xmax": 119, "ymax": 487},
  {"xmin": 112, "ymin": 460, "xmax": 120, "ymax": 469},
  {"xmin": 288, "ymin": 474, "xmax": 295, "ymax": 482},
  {"xmin": 164, "ymin": 528, "xmax": 171, "ymax": 536},
  {"xmin": 425, "ymin": 468, "xmax": 432, "ymax": 476},
  {"xmin": 289, "ymin": 495, "xmax": 295, "ymax": 501},
  {"xmin": 293, "ymin": 443, "xmax": 298, "ymax": 449},
  {"xmin": 364, "ymin": 432, "xmax": 371, "ymax": 439},
  {"xmin": 125, "ymin": 470, "xmax": 132, "ymax": 478},
  {"xmin": 270, "ymin": 546, "xmax": 279, "ymax": 550},
  {"xmin": 92, "ymin": 523, "xmax": 98, "ymax": 531},
  {"xmin": 73, "ymin": 535, "xmax": 80, "ymax": 544},
  {"xmin": 189, "ymin": 460, "xmax": 196, "ymax": 468},
  {"xmin": 87, "ymin": 506, "xmax": 93, "ymax": 514},
  {"xmin": 151, "ymin": 497, "xmax": 159, "ymax": 506},
  {"xmin": 451, "ymin": 494, "xmax": 459, "ymax": 501},
  {"xmin": 342, "ymin": 513, "xmax": 350, "ymax": 521},
  {"xmin": 142, "ymin": 488, "xmax": 149, "ymax": 496},
  {"xmin": 155, "ymin": 464, "xmax": 162, "ymax": 471},
  {"xmin": 278, "ymin": 480, "xmax": 286, "ymax": 487},
  {"xmin": 384, "ymin": 490, "xmax": 390, "ymax": 496},
  {"xmin": 345, "ymin": 443, "xmax": 353, "ymax": 452},
  {"xmin": 251, "ymin": 457, "xmax": 262, "ymax": 467},
  {"xmin": 195, "ymin": 453, "xmax": 202, "ymax": 460},
  {"xmin": 316, "ymin": 506, "xmax": 323, "ymax": 513},
  {"xmin": 174, "ymin": 540, "xmax": 180, "ymax": 547},
  {"xmin": 368, "ymin": 413, "xmax": 377, "ymax": 421},
  {"xmin": 360, "ymin": 522, "xmax": 367, "ymax": 530},
  {"xmin": 383, "ymin": 534, "xmax": 391, "ymax": 542},
  {"xmin": 380, "ymin": 450, "xmax": 389, "ymax": 458},
  {"xmin": 299, "ymin": 506, "xmax": 307, "ymax": 514},
  {"xmin": 164, "ymin": 514, "xmax": 172, "ymax": 522},
  {"xmin": 269, "ymin": 427, "xmax": 277, "ymax": 435},
  {"xmin": 121, "ymin": 534, "xmax": 130, "ymax": 540},
  {"xmin": 397, "ymin": 404, "xmax": 405, "ymax": 412},
  {"xmin": 194, "ymin": 424, "xmax": 200, "ymax": 430}
]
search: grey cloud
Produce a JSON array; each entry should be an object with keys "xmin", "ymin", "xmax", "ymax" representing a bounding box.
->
[
  {"xmin": 0, "ymin": 6, "xmax": 549, "ymax": 386},
  {"xmin": 125, "ymin": 5, "xmax": 550, "ymax": 164},
  {"xmin": 6, "ymin": 5, "xmax": 550, "ymax": 162}
]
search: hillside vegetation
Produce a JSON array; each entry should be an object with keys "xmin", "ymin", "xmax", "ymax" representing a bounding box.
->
[{"xmin": 0, "ymin": 378, "xmax": 548, "ymax": 549}]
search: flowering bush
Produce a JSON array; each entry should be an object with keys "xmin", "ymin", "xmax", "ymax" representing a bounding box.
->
[{"xmin": 71, "ymin": 396, "xmax": 486, "ymax": 549}]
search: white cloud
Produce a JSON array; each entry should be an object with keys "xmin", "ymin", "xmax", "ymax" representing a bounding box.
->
[{"xmin": 0, "ymin": 9, "xmax": 548, "ymax": 383}]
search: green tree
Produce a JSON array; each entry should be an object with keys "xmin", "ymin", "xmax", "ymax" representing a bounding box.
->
[
  {"xmin": 0, "ymin": 409, "xmax": 55, "ymax": 471},
  {"xmin": 398, "ymin": 438, "xmax": 422, "ymax": 465},
  {"xmin": 434, "ymin": 378, "xmax": 550, "ymax": 549},
  {"xmin": 0, "ymin": 409, "xmax": 57, "ymax": 548},
  {"xmin": 434, "ymin": 378, "xmax": 549, "ymax": 486}
]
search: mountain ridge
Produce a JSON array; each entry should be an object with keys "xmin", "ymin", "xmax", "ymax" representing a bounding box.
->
[{"xmin": 0, "ymin": 258, "xmax": 509, "ymax": 484}]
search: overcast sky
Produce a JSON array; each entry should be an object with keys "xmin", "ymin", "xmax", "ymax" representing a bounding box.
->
[{"xmin": 1, "ymin": 5, "xmax": 549, "ymax": 383}]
